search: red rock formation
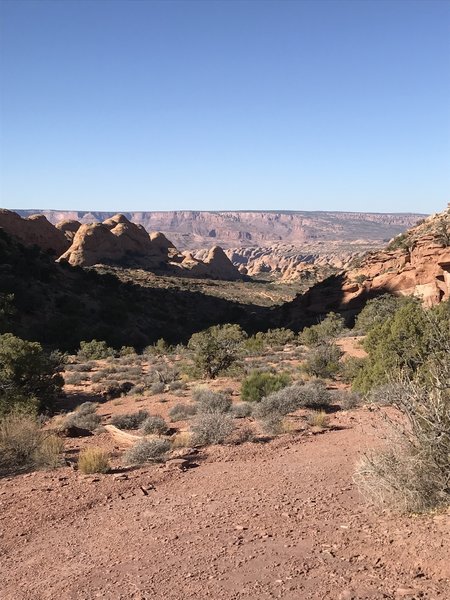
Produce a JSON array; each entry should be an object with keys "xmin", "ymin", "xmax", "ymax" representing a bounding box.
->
[
  {"xmin": 56, "ymin": 220, "xmax": 81, "ymax": 242},
  {"xmin": 15, "ymin": 208, "xmax": 424, "ymax": 250},
  {"xmin": 58, "ymin": 214, "xmax": 165, "ymax": 268},
  {"xmin": 0, "ymin": 209, "xmax": 69, "ymax": 255},
  {"xmin": 282, "ymin": 209, "xmax": 450, "ymax": 325}
]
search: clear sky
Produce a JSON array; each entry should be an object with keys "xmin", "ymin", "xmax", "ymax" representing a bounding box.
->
[{"xmin": 0, "ymin": 0, "xmax": 449, "ymax": 214}]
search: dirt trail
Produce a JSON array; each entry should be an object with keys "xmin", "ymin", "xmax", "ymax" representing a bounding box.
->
[{"xmin": 1, "ymin": 409, "xmax": 449, "ymax": 600}]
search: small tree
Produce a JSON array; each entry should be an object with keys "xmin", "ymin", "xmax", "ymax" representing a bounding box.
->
[
  {"xmin": 188, "ymin": 324, "xmax": 247, "ymax": 379},
  {"xmin": 0, "ymin": 333, "xmax": 64, "ymax": 415}
]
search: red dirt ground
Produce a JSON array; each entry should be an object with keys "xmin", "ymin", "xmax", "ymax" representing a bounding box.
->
[{"xmin": 1, "ymin": 407, "xmax": 449, "ymax": 600}]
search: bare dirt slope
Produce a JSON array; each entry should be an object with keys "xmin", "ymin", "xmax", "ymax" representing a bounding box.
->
[{"xmin": 1, "ymin": 408, "xmax": 449, "ymax": 600}]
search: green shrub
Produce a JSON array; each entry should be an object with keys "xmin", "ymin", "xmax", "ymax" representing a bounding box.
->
[
  {"xmin": 241, "ymin": 371, "xmax": 291, "ymax": 403},
  {"xmin": 188, "ymin": 324, "xmax": 247, "ymax": 379},
  {"xmin": 0, "ymin": 333, "xmax": 64, "ymax": 415},
  {"xmin": 352, "ymin": 299, "xmax": 450, "ymax": 393},
  {"xmin": 110, "ymin": 410, "xmax": 149, "ymax": 430},
  {"xmin": 340, "ymin": 356, "xmax": 366, "ymax": 384},
  {"xmin": 77, "ymin": 340, "xmax": 115, "ymax": 361},
  {"xmin": 191, "ymin": 413, "xmax": 234, "ymax": 446},
  {"xmin": 302, "ymin": 342, "xmax": 342, "ymax": 378},
  {"xmin": 354, "ymin": 294, "xmax": 407, "ymax": 334},
  {"xmin": 119, "ymin": 346, "xmax": 136, "ymax": 357}
]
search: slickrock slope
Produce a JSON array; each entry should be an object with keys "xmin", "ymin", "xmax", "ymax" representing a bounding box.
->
[
  {"xmin": 55, "ymin": 219, "xmax": 81, "ymax": 242},
  {"xmin": 16, "ymin": 209, "xmax": 424, "ymax": 249},
  {"xmin": 0, "ymin": 209, "xmax": 69, "ymax": 255},
  {"xmin": 59, "ymin": 214, "xmax": 167, "ymax": 268},
  {"xmin": 278, "ymin": 208, "xmax": 450, "ymax": 327}
]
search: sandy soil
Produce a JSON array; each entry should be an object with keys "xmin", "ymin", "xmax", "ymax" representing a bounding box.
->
[{"xmin": 1, "ymin": 406, "xmax": 449, "ymax": 600}]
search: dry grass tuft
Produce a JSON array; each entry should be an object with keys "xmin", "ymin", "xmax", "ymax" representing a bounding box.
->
[
  {"xmin": 78, "ymin": 447, "xmax": 110, "ymax": 474},
  {"xmin": 306, "ymin": 410, "xmax": 329, "ymax": 428}
]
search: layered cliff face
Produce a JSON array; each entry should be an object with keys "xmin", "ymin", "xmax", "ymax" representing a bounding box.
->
[
  {"xmin": 0, "ymin": 210, "xmax": 242, "ymax": 281},
  {"xmin": 15, "ymin": 209, "xmax": 423, "ymax": 250}
]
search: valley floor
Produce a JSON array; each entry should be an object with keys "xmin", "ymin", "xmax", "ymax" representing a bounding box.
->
[{"xmin": 1, "ymin": 408, "xmax": 449, "ymax": 600}]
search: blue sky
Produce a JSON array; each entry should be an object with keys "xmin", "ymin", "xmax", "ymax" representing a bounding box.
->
[{"xmin": 0, "ymin": 0, "xmax": 449, "ymax": 214}]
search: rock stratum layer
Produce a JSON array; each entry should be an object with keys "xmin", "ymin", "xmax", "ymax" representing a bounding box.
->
[{"xmin": 15, "ymin": 209, "xmax": 423, "ymax": 249}]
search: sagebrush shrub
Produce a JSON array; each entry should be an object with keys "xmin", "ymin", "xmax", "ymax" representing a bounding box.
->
[
  {"xmin": 231, "ymin": 402, "xmax": 253, "ymax": 418},
  {"xmin": 140, "ymin": 415, "xmax": 168, "ymax": 435},
  {"xmin": 194, "ymin": 387, "xmax": 232, "ymax": 414},
  {"xmin": 254, "ymin": 380, "xmax": 331, "ymax": 419},
  {"xmin": 149, "ymin": 381, "xmax": 165, "ymax": 395},
  {"xmin": 169, "ymin": 403, "xmax": 197, "ymax": 422},
  {"xmin": 124, "ymin": 438, "xmax": 171, "ymax": 464},
  {"xmin": 65, "ymin": 402, "xmax": 101, "ymax": 431},
  {"xmin": 355, "ymin": 370, "xmax": 450, "ymax": 513},
  {"xmin": 191, "ymin": 413, "xmax": 234, "ymax": 446},
  {"xmin": 111, "ymin": 410, "xmax": 149, "ymax": 430}
]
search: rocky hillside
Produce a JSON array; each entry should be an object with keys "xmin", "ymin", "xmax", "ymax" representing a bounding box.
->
[
  {"xmin": 0, "ymin": 228, "xmax": 267, "ymax": 350},
  {"xmin": 277, "ymin": 207, "xmax": 450, "ymax": 328},
  {"xmin": 0, "ymin": 210, "xmax": 242, "ymax": 281},
  {"xmin": 16, "ymin": 209, "xmax": 424, "ymax": 249}
]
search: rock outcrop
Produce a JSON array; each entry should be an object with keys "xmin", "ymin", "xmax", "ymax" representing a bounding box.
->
[
  {"xmin": 58, "ymin": 214, "xmax": 171, "ymax": 268},
  {"xmin": 56, "ymin": 220, "xmax": 81, "ymax": 242},
  {"xmin": 179, "ymin": 246, "xmax": 242, "ymax": 280},
  {"xmin": 279, "ymin": 208, "xmax": 450, "ymax": 327},
  {"xmin": 15, "ymin": 209, "xmax": 424, "ymax": 250},
  {"xmin": 0, "ymin": 209, "xmax": 69, "ymax": 255},
  {"xmin": 0, "ymin": 209, "xmax": 241, "ymax": 280}
]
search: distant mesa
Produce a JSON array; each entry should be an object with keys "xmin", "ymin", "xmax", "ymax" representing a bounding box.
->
[{"xmin": 0, "ymin": 209, "xmax": 242, "ymax": 281}]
